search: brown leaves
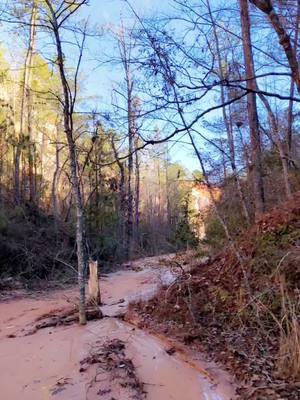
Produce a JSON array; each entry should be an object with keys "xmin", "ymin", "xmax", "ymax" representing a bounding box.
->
[{"xmin": 80, "ymin": 338, "xmax": 147, "ymax": 400}]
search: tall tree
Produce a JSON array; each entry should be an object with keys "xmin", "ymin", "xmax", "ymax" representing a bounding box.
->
[
  {"xmin": 206, "ymin": 0, "xmax": 250, "ymax": 223},
  {"xmin": 15, "ymin": 0, "xmax": 38, "ymax": 204},
  {"xmin": 239, "ymin": 0, "xmax": 265, "ymax": 219},
  {"xmin": 286, "ymin": 1, "xmax": 300, "ymax": 158},
  {"xmin": 44, "ymin": 0, "xmax": 88, "ymax": 325},
  {"xmin": 117, "ymin": 26, "xmax": 137, "ymax": 260}
]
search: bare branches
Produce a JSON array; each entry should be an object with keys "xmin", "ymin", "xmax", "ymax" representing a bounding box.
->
[{"xmin": 250, "ymin": 0, "xmax": 300, "ymax": 93}]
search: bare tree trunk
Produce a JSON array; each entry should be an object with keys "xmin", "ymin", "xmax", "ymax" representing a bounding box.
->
[
  {"xmin": 51, "ymin": 121, "xmax": 61, "ymax": 220},
  {"xmin": 118, "ymin": 31, "xmax": 135, "ymax": 260},
  {"xmin": 240, "ymin": 0, "xmax": 265, "ymax": 219},
  {"xmin": 207, "ymin": 0, "xmax": 250, "ymax": 224},
  {"xmin": 14, "ymin": 145, "xmax": 21, "ymax": 205},
  {"xmin": 240, "ymin": 0, "xmax": 292, "ymax": 199},
  {"xmin": 27, "ymin": 91, "xmax": 35, "ymax": 203},
  {"xmin": 21, "ymin": 151, "xmax": 26, "ymax": 202},
  {"xmin": 127, "ymin": 125, "xmax": 134, "ymax": 259},
  {"xmin": 165, "ymin": 148, "xmax": 171, "ymax": 225},
  {"xmin": 94, "ymin": 142, "xmax": 100, "ymax": 209},
  {"xmin": 258, "ymin": 93, "xmax": 292, "ymax": 198},
  {"xmin": 286, "ymin": 1, "xmax": 300, "ymax": 157},
  {"xmin": 15, "ymin": 0, "xmax": 37, "ymax": 205},
  {"xmin": 134, "ymin": 134, "xmax": 140, "ymax": 241},
  {"xmin": 111, "ymin": 134, "xmax": 127, "ymax": 252},
  {"xmin": 0, "ymin": 111, "xmax": 5, "ymax": 203},
  {"xmin": 157, "ymin": 161, "xmax": 162, "ymax": 218},
  {"xmin": 45, "ymin": 0, "xmax": 87, "ymax": 325}
]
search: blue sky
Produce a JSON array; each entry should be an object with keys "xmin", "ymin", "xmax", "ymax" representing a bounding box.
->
[
  {"xmin": 5, "ymin": 0, "xmax": 291, "ymax": 175},
  {"xmin": 0, "ymin": 0, "xmax": 200, "ymax": 171},
  {"xmin": 80, "ymin": 0, "xmax": 172, "ymax": 105},
  {"xmin": 76, "ymin": 0, "xmax": 200, "ymax": 172},
  {"xmin": 87, "ymin": 0, "xmax": 166, "ymax": 22},
  {"xmin": 70, "ymin": 0, "xmax": 298, "ymax": 176}
]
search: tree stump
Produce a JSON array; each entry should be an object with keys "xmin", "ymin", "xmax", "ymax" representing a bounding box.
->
[{"xmin": 88, "ymin": 260, "xmax": 101, "ymax": 305}]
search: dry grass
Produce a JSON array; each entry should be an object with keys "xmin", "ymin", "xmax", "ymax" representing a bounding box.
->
[{"xmin": 277, "ymin": 275, "xmax": 300, "ymax": 379}]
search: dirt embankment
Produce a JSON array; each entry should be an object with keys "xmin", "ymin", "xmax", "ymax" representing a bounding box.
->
[{"xmin": 130, "ymin": 195, "xmax": 300, "ymax": 400}]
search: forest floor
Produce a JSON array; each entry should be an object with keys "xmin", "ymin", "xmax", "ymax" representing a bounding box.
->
[{"xmin": 0, "ymin": 254, "xmax": 235, "ymax": 400}]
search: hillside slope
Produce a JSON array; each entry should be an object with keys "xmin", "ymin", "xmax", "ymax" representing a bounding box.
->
[{"xmin": 131, "ymin": 194, "xmax": 300, "ymax": 399}]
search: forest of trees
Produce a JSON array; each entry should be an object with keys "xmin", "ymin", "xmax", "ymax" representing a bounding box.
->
[{"xmin": 0, "ymin": 0, "xmax": 300, "ymax": 325}]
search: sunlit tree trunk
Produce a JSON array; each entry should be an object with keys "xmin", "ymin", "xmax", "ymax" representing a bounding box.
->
[{"xmin": 239, "ymin": 0, "xmax": 265, "ymax": 219}]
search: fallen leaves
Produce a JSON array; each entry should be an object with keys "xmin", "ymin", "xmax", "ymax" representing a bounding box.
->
[{"xmin": 80, "ymin": 338, "xmax": 147, "ymax": 400}]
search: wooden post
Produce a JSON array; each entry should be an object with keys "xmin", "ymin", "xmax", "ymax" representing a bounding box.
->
[{"xmin": 88, "ymin": 260, "xmax": 101, "ymax": 305}]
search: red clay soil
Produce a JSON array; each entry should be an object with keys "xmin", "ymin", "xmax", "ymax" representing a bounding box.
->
[{"xmin": 130, "ymin": 193, "xmax": 300, "ymax": 400}]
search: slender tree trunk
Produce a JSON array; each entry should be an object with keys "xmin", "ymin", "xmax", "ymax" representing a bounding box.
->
[
  {"xmin": 125, "ymin": 63, "xmax": 134, "ymax": 260},
  {"xmin": 27, "ymin": 92, "xmax": 35, "ymax": 203},
  {"xmin": 207, "ymin": 0, "xmax": 250, "ymax": 223},
  {"xmin": 15, "ymin": 0, "xmax": 37, "ymax": 205},
  {"xmin": 287, "ymin": 82, "xmax": 295, "ymax": 159},
  {"xmin": 157, "ymin": 161, "xmax": 162, "ymax": 218},
  {"xmin": 134, "ymin": 134, "xmax": 140, "ymax": 241},
  {"xmin": 46, "ymin": 0, "xmax": 87, "ymax": 325},
  {"xmin": 165, "ymin": 148, "xmax": 171, "ymax": 225},
  {"xmin": 66, "ymin": 134, "xmax": 87, "ymax": 325},
  {"xmin": 14, "ymin": 147, "xmax": 21, "ymax": 205},
  {"xmin": 258, "ymin": 93, "xmax": 292, "ymax": 198},
  {"xmin": 51, "ymin": 122, "xmax": 61, "ymax": 220},
  {"xmin": 239, "ymin": 0, "xmax": 292, "ymax": 199},
  {"xmin": 21, "ymin": 151, "xmax": 26, "ymax": 202},
  {"xmin": 126, "ymin": 90, "xmax": 134, "ymax": 260},
  {"xmin": 240, "ymin": 0, "xmax": 265, "ymax": 219},
  {"xmin": 0, "ymin": 113, "xmax": 4, "ymax": 203},
  {"xmin": 286, "ymin": 1, "xmax": 300, "ymax": 158},
  {"xmin": 34, "ymin": 150, "xmax": 38, "ymax": 206},
  {"xmin": 51, "ymin": 124, "xmax": 61, "ymax": 241},
  {"xmin": 127, "ymin": 109, "xmax": 134, "ymax": 259},
  {"xmin": 117, "ymin": 27, "xmax": 139, "ymax": 260},
  {"xmin": 111, "ymin": 135, "xmax": 127, "ymax": 252},
  {"xmin": 95, "ymin": 143, "xmax": 100, "ymax": 209}
]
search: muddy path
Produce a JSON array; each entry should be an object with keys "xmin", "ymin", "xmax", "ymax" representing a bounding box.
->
[{"xmin": 0, "ymin": 255, "xmax": 236, "ymax": 400}]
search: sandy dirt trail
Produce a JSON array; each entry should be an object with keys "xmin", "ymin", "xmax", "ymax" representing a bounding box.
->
[{"xmin": 0, "ymin": 255, "xmax": 236, "ymax": 400}]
